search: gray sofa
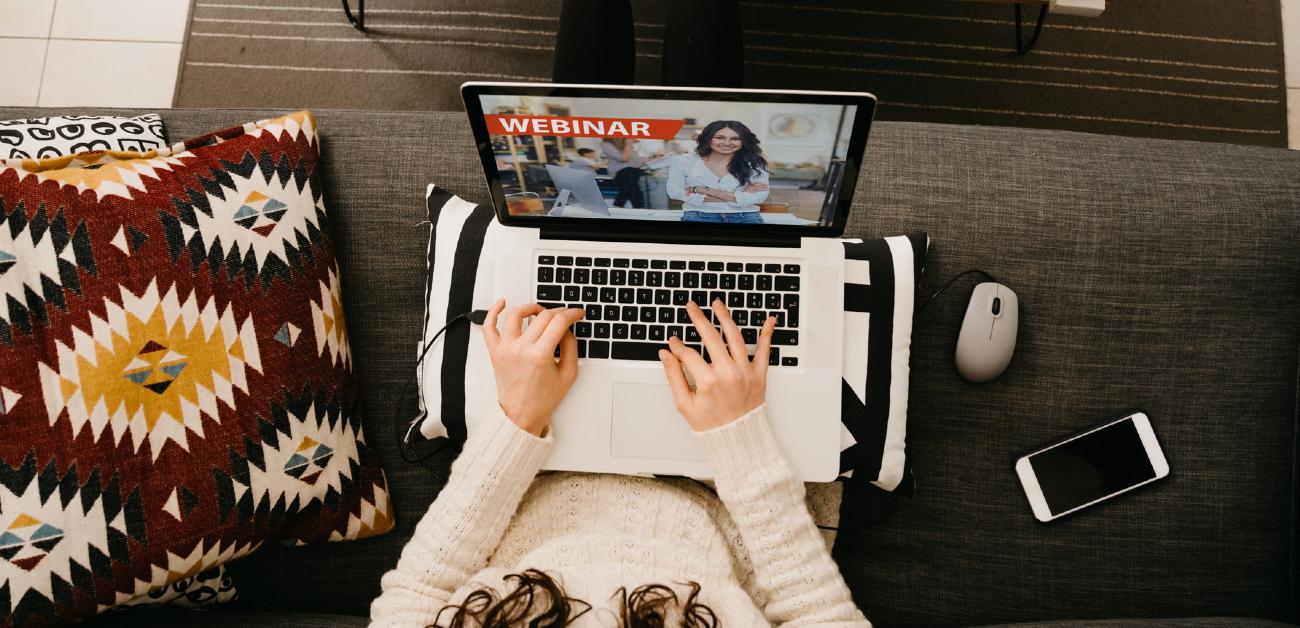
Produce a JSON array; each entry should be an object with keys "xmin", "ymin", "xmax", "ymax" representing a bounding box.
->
[{"xmin": 7, "ymin": 107, "xmax": 1297, "ymax": 627}]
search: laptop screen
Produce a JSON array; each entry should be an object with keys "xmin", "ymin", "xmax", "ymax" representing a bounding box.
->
[{"xmin": 463, "ymin": 84, "xmax": 876, "ymax": 237}]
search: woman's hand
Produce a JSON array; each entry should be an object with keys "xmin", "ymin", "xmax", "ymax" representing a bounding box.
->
[
  {"xmin": 482, "ymin": 300, "xmax": 585, "ymax": 436},
  {"xmin": 743, "ymin": 182, "xmax": 768, "ymax": 193},
  {"xmin": 657, "ymin": 300, "xmax": 776, "ymax": 431}
]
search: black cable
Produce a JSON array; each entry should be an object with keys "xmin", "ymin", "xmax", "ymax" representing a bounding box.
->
[
  {"xmin": 917, "ymin": 269, "xmax": 999, "ymax": 314},
  {"xmin": 396, "ymin": 310, "xmax": 489, "ymax": 464},
  {"xmin": 1014, "ymin": 2, "xmax": 1049, "ymax": 54}
]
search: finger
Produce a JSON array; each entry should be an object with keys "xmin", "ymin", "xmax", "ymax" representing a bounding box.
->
[
  {"xmin": 502, "ymin": 304, "xmax": 544, "ymax": 341},
  {"xmin": 667, "ymin": 335, "xmax": 711, "ymax": 382},
  {"xmin": 558, "ymin": 331, "xmax": 579, "ymax": 382},
  {"xmin": 753, "ymin": 315, "xmax": 775, "ymax": 379},
  {"xmin": 658, "ymin": 348, "xmax": 694, "ymax": 410},
  {"xmin": 482, "ymin": 298, "xmax": 506, "ymax": 351},
  {"xmin": 538, "ymin": 308, "xmax": 585, "ymax": 351},
  {"xmin": 712, "ymin": 299, "xmax": 748, "ymax": 364},
  {"xmin": 523, "ymin": 307, "xmax": 559, "ymax": 341},
  {"xmin": 686, "ymin": 301, "xmax": 727, "ymax": 362}
]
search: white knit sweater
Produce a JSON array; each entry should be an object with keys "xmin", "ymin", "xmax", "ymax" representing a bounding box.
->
[{"xmin": 369, "ymin": 404, "xmax": 870, "ymax": 627}]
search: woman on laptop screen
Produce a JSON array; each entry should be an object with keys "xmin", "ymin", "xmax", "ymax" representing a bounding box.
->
[{"xmin": 668, "ymin": 120, "xmax": 770, "ymax": 223}]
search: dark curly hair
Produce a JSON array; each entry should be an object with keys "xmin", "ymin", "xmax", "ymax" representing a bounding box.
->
[
  {"xmin": 431, "ymin": 568, "xmax": 721, "ymax": 627},
  {"xmin": 694, "ymin": 120, "xmax": 767, "ymax": 187}
]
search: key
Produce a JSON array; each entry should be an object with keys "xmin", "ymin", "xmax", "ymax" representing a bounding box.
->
[
  {"xmin": 739, "ymin": 274, "xmax": 754, "ymax": 291},
  {"xmin": 726, "ymin": 262, "xmax": 743, "ymax": 272},
  {"xmin": 539, "ymin": 255, "xmax": 556, "ymax": 265},
  {"xmin": 575, "ymin": 322, "xmax": 593, "ymax": 337},
  {"xmin": 750, "ymin": 310, "xmax": 768, "ymax": 327},
  {"xmin": 637, "ymin": 288, "xmax": 653, "ymax": 304},
  {"xmin": 728, "ymin": 292, "xmax": 744, "ymax": 308},
  {"xmin": 604, "ymin": 305, "xmax": 619, "ymax": 320},
  {"xmin": 595, "ymin": 257, "xmax": 611, "ymax": 267},
  {"xmin": 612, "ymin": 341, "xmax": 664, "ymax": 361},
  {"xmin": 618, "ymin": 288, "xmax": 635, "ymax": 303},
  {"xmin": 765, "ymin": 293, "xmax": 782, "ymax": 310},
  {"xmin": 757, "ymin": 275, "xmax": 772, "ymax": 291},
  {"xmin": 782, "ymin": 356, "xmax": 799, "ymax": 366},
  {"xmin": 613, "ymin": 258, "xmax": 631, "ymax": 268},
  {"xmin": 707, "ymin": 261, "xmax": 724, "ymax": 271},
  {"xmin": 594, "ymin": 323, "xmax": 610, "ymax": 338},
  {"xmin": 720, "ymin": 274, "xmax": 736, "ymax": 290},
  {"xmin": 672, "ymin": 290, "xmax": 689, "ymax": 306},
  {"xmin": 685, "ymin": 327, "xmax": 701, "ymax": 342},
  {"xmin": 564, "ymin": 286, "xmax": 581, "ymax": 301},
  {"xmin": 649, "ymin": 326, "xmax": 665, "ymax": 341},
  {"xmin": 585, "ymin": 304, "xmax": 601, "ymax": 320},
  {"xmin": 556, "ymin": 256, "xmax": 573, "ymax": 265},
  {"xmin": 702, "ymin": 274, "xmax": 718, "ymax": 289},
  {"xmin": 629, "ymin": 271, "xmax": 645, "ymax": 286},
  {"xmin": 632, "ymin": 259, "xmax": 649, "ymax": 268},
  {"xmin": 588, "ymin": 340, "xmax": 609, "ymax": 358},
  {"xmin": 742, "ymin": 328, "xmax": 758, "ymax": 344},
  {"xmin": 664, "ymin": 273, "xmax": 681, "ymax": 288},
  {"xmin": 783, "ymin": 264, "xmax": 800, "ymax": 274},
  {"xmin": 574, "ymin": 268, "xmax": 590, "ymax": 284},
  {"xmin": 654, "ymin": 290, "xmax": 671, "ymax": 305},
  {"xmin": 600, "ymin": 288, "xmax": 616, "ymax": 303},
  {"xmin": 676, "ymin": 308, "xmax": 691, "ymax": 324},
  {"xmin": 688, "ymin": 261, "xmax": 706, "ymax": 270},
  {"xmin": 666, "ymin": 325, "xmax": 684, "ymax": 340},
  {"xmin": 747, "ymin": 293, "xmax": 763, "ymax": 309},
  {"xmin": 621, "ymin": 306, "xmax": 638, "ymax": 321},
  {"xmin": 683, "ymin": 273, "xmax": 700, "ymax": 288},
  {"xmin": 690, "ymin": 291, "xmax": 707, "ymax": 306},
  {"xmin": 538, "ymin": 267, "xmax": 554, "ymax": 283},
  {"xmin": 769, "ymin": 347, "xmax": 780, "ymax": 365},
  {"xmin": 592, "ymin": 269, "xmax": 608, "ymax": 285},
  {"xmin": 646, "ymin": 271, "xmax": 662, "ymax": 287},
  {"xmin": 611, "ymin": 269, "xmax": 627, "ymax": 285},
  {"xmin": 577, "ymin": 339, "xmax": 588, "ymax": 358},
  {"xmin": 582, "ymin": 286, "xmax": 597, "ymax": 302},
  {"xmin": 659, "ymin": 308, "xmax": 675, "ymax": 323},
  {"xmin": 771, "ymin": 330, "xmax": 798, "ymax": 346},
  {"xmin": 640, "ymin": 307, "xmax": 657, "ymax": 323},
  {"xmin": 669, "ymin": 260, "xmax": 686, "ymax": 270},
  {"xmin": 556, "ymin": 267, "xmax": 572, "ymax": 283},
  {"xmin": 745, "ymin": 263, "xmax": 762, "ymax": 272},
  {"xmin": 631, "ymin": 324, "xmax": 648, "ymax": 340},
  {"xmin": 775, "ymin": 276, "xmax": 799, "ymax": 291},
  {"xmin": 764, "ymin": 263, "xmax": 780, "ymax": 273},
  {"xmin": 613, "ymin": 324, "xmax": 629, "ymax": 339},
  {"xmin": 650, "ymin": 259, "xmax": 668, "ymax": 269},
  {"xmin": 537, "ymin": 285, "xmax": 561, "ymax": 301},
  {"xmin": 576, "ymin": 257, "xmax": 593, "ymax": 266}
]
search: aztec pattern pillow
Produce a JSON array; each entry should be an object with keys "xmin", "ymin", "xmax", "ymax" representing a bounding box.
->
[
  {"xmin": 0, "ymin": 111, "xmax": 393, "ymax": 626},
  {"xmin": 0, "ymin": 115, "xmax": 167, "ymax": 160},
  {"xmin": 415, "ymin": 185, "xmax": 926, "ymax": 492}
]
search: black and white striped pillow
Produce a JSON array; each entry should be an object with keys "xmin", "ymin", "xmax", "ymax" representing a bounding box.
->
[{"xmin": 417, "ymin": 185, "xmax": 926, "ymax": 491}]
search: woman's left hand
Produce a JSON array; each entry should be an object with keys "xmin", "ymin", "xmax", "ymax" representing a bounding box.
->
[
  {"xmin": 482, "ymin": 300, "xmax": 585, "ymax": 436},
  {"xmin": 744, "ymin": 183, "xmax": 768, "ymax": 193}
]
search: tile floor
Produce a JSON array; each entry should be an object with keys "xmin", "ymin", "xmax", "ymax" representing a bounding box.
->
[{"xmin": 0, "ymin": 0, "xmax": 1296, "ymax": 148}]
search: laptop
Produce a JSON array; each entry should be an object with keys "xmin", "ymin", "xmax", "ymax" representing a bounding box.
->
[{"xmin": 462, "ymin": 82, "xmax": 877, "ymax": 481}]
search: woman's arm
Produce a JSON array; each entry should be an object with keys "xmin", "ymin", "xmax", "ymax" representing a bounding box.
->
[
  {"xmin": 659, "ymin": 301, "xmax": 870, "ymax": 627},
  {"xmin": 733, "ymin": 169, "xmax": 771, "ymax": 207},
  {"xmin": 371, "ymin": 302, "xmax": 585, "ymax": 627},
  {"xmin": 370, "ymin": 406, "xmax": 553, "ymax": 627}
]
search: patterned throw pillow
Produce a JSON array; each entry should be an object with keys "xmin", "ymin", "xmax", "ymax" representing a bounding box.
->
[
  {"xmin": 0, "ymin": 115, "xmax": 167, "ymax": 160},
  {"xmin": 0, "ymin": 111, "xmax": 393, "ymax": 626}
]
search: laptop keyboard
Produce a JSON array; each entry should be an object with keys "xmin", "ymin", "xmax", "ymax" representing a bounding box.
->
[{"xmin": 534, "ymin": 253, "xmax": 800, "ymax": 365}]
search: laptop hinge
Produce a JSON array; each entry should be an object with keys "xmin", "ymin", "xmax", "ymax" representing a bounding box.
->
[{"xmin": 539, "ymin": 226, "xmax": 800, "ymax": 248}]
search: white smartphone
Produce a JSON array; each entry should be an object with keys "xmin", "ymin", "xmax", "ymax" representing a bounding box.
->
[{"xmin": 1015, "ymin": 410, "xmax": 1170, "ymax": 522}]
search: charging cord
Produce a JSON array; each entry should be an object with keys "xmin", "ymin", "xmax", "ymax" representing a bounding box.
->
[
  {"xmin": 917, "ymin": 269, "xmax": 1000, "ymax": 314},
  {"xmin": 396, "ymin": 309, "xmax": 488, "ymax": 464}
]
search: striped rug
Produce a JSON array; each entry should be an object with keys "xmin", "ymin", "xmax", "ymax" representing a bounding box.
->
[{"xmin": 176, "ymin": 0, "xmax": 1289, "ymax": 147}]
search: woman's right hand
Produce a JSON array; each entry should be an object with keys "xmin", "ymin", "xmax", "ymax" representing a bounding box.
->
[
  {"xmin": 657, "ymin": 300, "xmax": 776, "ymax": 431},
  {"xmin": 482, "ymin": 300, "xmax": 585, "ymax": 436}
]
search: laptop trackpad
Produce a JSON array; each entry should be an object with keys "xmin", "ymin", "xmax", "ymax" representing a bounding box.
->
[{"xmin": 610, "ymin": 383, "xmax": 707, "ymax": 462}]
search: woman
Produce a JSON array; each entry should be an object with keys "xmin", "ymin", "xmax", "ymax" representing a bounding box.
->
[
  {"xmin": 371, "ymin": 299, "xmax": 870, "ymax": 626},
  {"xmin": 602, "ymin": 137, "xmax": 647, "ymax": 208},
  {"xmin": 668, "ymin": 120, "xmax": 770, "ymax": 224}
]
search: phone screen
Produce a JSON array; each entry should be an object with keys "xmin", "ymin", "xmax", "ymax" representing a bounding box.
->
[{"xmin": 1028, "ymin": 418, "xmax": 1156, "ymax": 515}]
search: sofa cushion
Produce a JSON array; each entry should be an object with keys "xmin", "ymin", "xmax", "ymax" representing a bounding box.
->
[
  {"xmin": 0, "ymin": 111, "xmax": 392, "ymax": 625},
  {"xmin": 0, "ymin": 114, "xmax": 166, "ymax": 159}
]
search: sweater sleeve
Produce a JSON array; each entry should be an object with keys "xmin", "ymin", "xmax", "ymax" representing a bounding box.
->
[
  {"xmin": 696, "ymin": 406, "xmax": 871, "ymax": 627},
  {"xmin": 370, "ymin": 407, "xmax": 553, "ymax": 627}
]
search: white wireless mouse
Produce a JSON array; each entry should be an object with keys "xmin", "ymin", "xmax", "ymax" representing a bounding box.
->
[{"xmin": 954, "ymin": 282, "xmax": 1018, "ymax": 383}]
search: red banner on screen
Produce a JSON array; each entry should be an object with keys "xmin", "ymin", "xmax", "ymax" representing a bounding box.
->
[{"xmin": 485, "ymin": 115, "xmax": 685, "ymax": 140}]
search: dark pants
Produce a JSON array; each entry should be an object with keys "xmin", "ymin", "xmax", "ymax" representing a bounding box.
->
[
  {"xmin": 552, "ymin": 0, "xmax": 743, "ymax": 87},
  {"xmin": 612, "ymin": 168, "xmax": 646, "ymax": 208}
]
